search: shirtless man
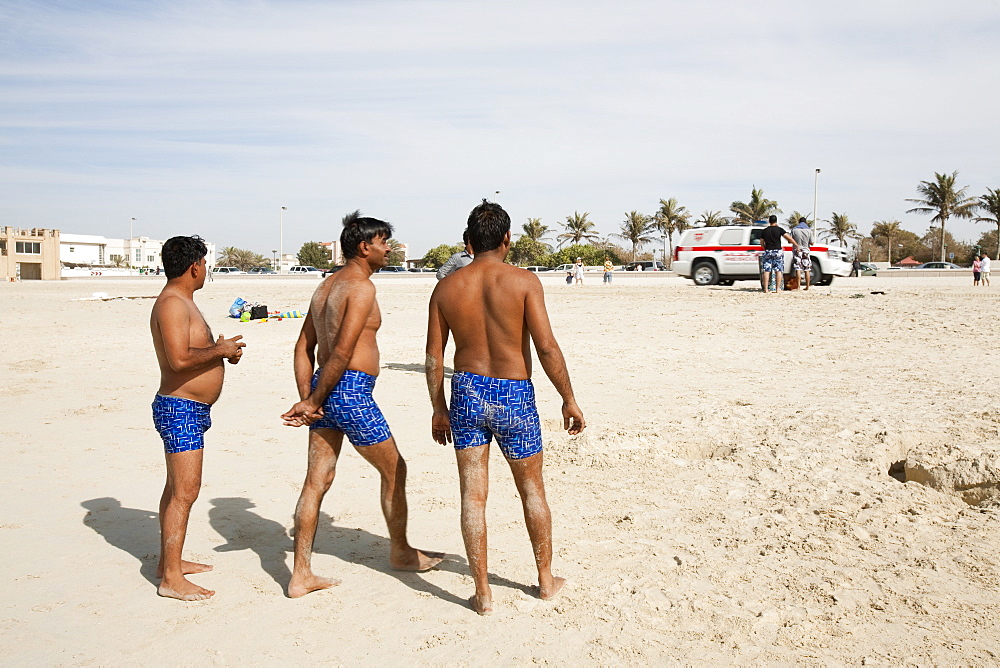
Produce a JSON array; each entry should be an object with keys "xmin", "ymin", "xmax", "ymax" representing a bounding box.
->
[
  {"xmin": 282, "ymin": 211, "xmax": 443, "ymax": 598},
  {"xmin": 149, "ymin": 236, "xmax": 245, "ymax": 601},
  {"xmin": 425, "ymin": 200, "xmax": 586, "ymax": 615}
]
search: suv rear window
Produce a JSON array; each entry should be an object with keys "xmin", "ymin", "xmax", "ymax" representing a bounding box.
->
[{"xmin": 719, "ymin": 229, "xmax": 743, "ymax": 245}]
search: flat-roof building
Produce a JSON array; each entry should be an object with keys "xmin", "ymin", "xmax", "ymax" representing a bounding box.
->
[{"xmin": 1, "ymin": 227, "xmax": 61, "ymax": 280}]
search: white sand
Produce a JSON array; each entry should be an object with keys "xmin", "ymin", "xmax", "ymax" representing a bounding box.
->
[{"xmin": 2, "ymin": 274, "xmax": 999, "ymax": 664}]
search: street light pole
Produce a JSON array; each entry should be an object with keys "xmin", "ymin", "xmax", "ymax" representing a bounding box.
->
[
  {"xmin": 279, "ymin": 206, "xmax": 287, "ymax": 273},
  {"xmin": 129, "ymin": 217, "xmax": 136, "ymax": 272},
  {"xmin": 812, "ymin": 169, "xmax": 821, "ymax": 236},
  {"xmin": 272, "ymin": 250, "xmax": 277, "ymax": 270}
]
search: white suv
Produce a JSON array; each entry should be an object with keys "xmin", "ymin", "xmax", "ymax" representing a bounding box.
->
[
  {"xmin": 288, "ymin": 265, "xmax": 323, "ymax": 275},
  {"xmin": 212, "ymin": 266, "xmax": 243, "ymax": 275},
  {"xmin": 672, "ymin": 225, "xmax": 851, "ymax": 286}
]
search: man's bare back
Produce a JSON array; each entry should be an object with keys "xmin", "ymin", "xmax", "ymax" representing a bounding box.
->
[{"xmin": 308, "ymin": 269, "xmax": 381, "ymax": 376}]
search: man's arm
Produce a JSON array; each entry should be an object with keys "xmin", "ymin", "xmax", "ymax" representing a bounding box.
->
[
  {"xmin": 436, "ymin": 253, "xmax": 459, "ymax": 281},
  {"xmin": 282, "ymin": 283, "xmax": 375, "ymax": 426},
  {"xmin": 783, "ymin": 233, "xmax": 800, "ymax": 248},
  {"xmin": 292, "ymin": 312, "xmax": 318, "ymax": 400},
  {"xmin": 424, "ymin": 289, "xmax": 452, "ymax": 444},
  {"xmin": 522, "ymin": 278, "xmax": 585, "ymax": 434},
  {"xmin": 157, "ymin": 296, "xmax": 244, "ymax": 371}
]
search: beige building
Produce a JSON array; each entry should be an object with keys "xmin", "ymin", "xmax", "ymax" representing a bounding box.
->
[{"xmin": 1, "ymin": 227, "xmax": 61, "ymax": 280}]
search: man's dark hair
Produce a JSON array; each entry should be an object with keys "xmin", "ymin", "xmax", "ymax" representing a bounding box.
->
[
  {"xmin": 798, "ymin": 217, "xmax": 807, "ymax": 224},
  {"xmin": 768, "ymin": 215, "xmax": 778, "ymax": 224},
  {"xmin": 162, "ymin": 235, "xmax": 207, "ymax": 279},
  {"xmin": 340, "ymin": 210, "xmax": 393, "ymax": 259},
  {"xmin": 466, "ymin": 200, "xmax": 510, "ymax": 254},
  {"xmin": 462, "ymin": 228, "xmax": 470, "ymax": 246}
]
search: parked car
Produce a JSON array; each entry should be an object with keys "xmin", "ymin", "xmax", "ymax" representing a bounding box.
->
[
  {"xmin": 860, "ymin": 262, "xmax": 878, "ymax": 276},
  {"xmin": 672, "ymin": 225, "xmax": 851, "ymax": 286},
  {"xmin": 378, "ymin": 266, "xmax": 407, "ymax": 273},
  {"xmin": 247, "ymin": 267, "xmax": 276, "ymax": 274},
  {"xmin": 914, "ymin": 262, "xmax": 962, "ymax": 269},
  {"xmin": 322, "ymin": 265, "xmax": 344, "ymax": 276},
  {"xmin": 212, "ymin": 266, "xmax": 243, "ymax": 275},
  {"xmin": 522, "ymin": 266, "xmax": 552, "ymax": 272},
  {"xmin": 288, "ymin": 265, "xmax": 323, "ymax": 275},
  {"xmin": 624, "ymin": 261, "xmax": 666, "ymax": 272}
]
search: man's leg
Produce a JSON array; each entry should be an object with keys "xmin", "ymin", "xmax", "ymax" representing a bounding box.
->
[
  {"xmin": 804, "ymin": 269, "xmax": 811, "ymax": 290},
  {"xmin": 506, "ymin": 452, "xmax": 565, "ymax": 601},
  {"xmin": 762, "ymin": 271, "xmax": 771, "ymax": 292},
  {"xmin": 456, "ymin": 444, "xmax": 492, "ymax": 614},
  {"xmin": 158, "ymin": 449, "xmax": 214, "ymax": 600},
  {"xmin": 288, "ymin": 428, "xmax": 344, "ymax": 598},
  {"xmin": 355, "ymin": 437, "xmax": 444, "ymax": 572},
  {"xmin": 775, "ymin": 271, "xmax": 783, "ymax": 292}
]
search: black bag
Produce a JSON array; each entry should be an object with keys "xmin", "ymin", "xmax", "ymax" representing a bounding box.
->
[{"xmin": 250, "ymin": 305, "xmax": 268, "ymax": 319}]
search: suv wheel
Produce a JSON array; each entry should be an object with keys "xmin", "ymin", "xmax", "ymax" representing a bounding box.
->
[
  {"xmin": 692, "ymin": 261, "xmax": 719, "ymax": 286},
  {"xmin": 808, "ymin": 260, "xmax": 824, "ymax": 287}
]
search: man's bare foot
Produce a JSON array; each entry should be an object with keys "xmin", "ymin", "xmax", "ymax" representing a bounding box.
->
[
  {"xmin": 469, "ymin": 593, "xmax": 493, "ymax": 615},
  {"xmin": 539, "ymin": 576, "xmax": 566, "ymax": 601},
  {"xmin": 287, "ymin": 573, "xmax": 341, "ymax": 598},
  {"xmin": 390, "ymin": 548, "xmax": 445, "ymax": 572},
  {"xmin": 158, "ymin": 576, "xmax": 215, "ymax": 601},
  {"xmin": 156, "ymin": 560, "xmax": 213, "ymax": 579}
]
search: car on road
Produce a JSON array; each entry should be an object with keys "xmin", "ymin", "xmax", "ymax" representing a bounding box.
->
[
  {"xmin": 378, "ymin": 266, "xmax": 408, "ymax": 273},
  {"xmin": 212, "ymin": 266, "xmax": 243, "ymax": 275},
  {"xmin": 915, "ymin": 262, "xmax": 962, "ymax": 269},
  {"xmin": 522, "ymin": 266, "xmax": 552, "ymax": 272},
  {"xmin": 247, "ymin": 267, "xmax": 276, "ymax": 274},
  {"xmin": 672, "ymin": 225, "xmax": 851, "ymax": 286},
  {"xmin": 322, "ymin": 265, "xmax": 344, "ymax": 276},
  {"xmin": 624, "ymin": 261, "xmax": 666, "ymax": 272},
  {"xmin": 288, "ymin": 265, "xmax": 323, "ymax": 275},
  {"xmin": 860, "ymin": 262, "xmax": 878, "ymax": 276}
]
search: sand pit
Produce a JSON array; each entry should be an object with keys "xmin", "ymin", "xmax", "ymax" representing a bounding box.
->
[{"xmin": 1, "ymin": 274, "xmax": 999, "ymax": 664}]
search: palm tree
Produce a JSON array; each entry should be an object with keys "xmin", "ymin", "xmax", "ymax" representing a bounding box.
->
[
  {"xmin": 522, "ymin": 218, "xmax": 549, "ymax": 242},
  {"xmin": 730, "ymin": 186, "xmax": 780, "ymax": 224},
  {"xmin": 975, "ymin": 188, "xmax": 1000, "ymax": 259},
  {"xmin": 654, "ymin": 198, "xmax": 691, "ymax": 267},
  {"xmin": 613, "ymin": 211, "xmax": 656, "ymax": 261},
  {"xmin": 905, "ymin": 171, "xmax": 979, "ymax": 262},
  {"xmin": 823, "ymin": 212, "xmax": 857, "ymax": 247},
  {"xmin": 871, "ymin": 220, "xmax": 902, "ymax": 265},
  {"xmin": 558, "ymin": 211, "xmax": 599, "ymax": 247},
  {"xmin": 786, "ymin": 211, "xmax": 810, "ymax": 227},
  {"xmin": 386, "ymin": 238, "xmax": 406, "ymax": 266},
  {"xmin": 696, "ymin": 210, "xmax": 729, "ymax": 227}
]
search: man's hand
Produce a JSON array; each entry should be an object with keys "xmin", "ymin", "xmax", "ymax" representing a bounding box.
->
[
  {"xmin": 216, "ymin": 334, "xmax": 245, "ymax": 362},
  {"xmin": 562, "ymin": 400, "xmax": 586, "ymax": 435},
  {"xmin": 282, "ymin": 399, "xmax": 323, "ymax": 427},
  {"xmin": 431, "ymin": 410, "xmax": 452, "ymax": 445}
]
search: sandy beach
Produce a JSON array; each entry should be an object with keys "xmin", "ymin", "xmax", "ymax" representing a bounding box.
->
[{"xmin": 2, "ymin": 273, "xmax": 999, "ymax": 664}]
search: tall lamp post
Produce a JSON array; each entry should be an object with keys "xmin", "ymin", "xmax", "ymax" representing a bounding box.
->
[
  {"xmin": 129, "ymin": 217, "xmax": 136, "ymax": 272},
  {"xmin": 279, "ymin": 206, "xmax": 287, "ymax": 273},
  {"xmin": 811, "ymin": 169, "xmax": 821, "ymax": 236},
  {"xmin": 272, "ymin": 250, "xmax": 277, "ymax": 270}
]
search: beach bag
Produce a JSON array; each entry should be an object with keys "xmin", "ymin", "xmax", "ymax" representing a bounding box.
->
[
  {"xmin": 250, "ymin": 305, "xmax": 267, "ymax": 320},
  {"xmin": 229, "ymin": 297, "xmax": 246, "ymax": 317}
]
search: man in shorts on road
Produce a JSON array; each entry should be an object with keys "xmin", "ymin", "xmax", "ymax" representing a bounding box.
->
[
  {"xmin": 759, "ymin": 215, "xmax": 800, "ymax": 294},
  {"xmin": 790, "ymin": 217, "xmax": 814, "ymax": 290},
  {"xmin": 150, "ymin": 235, "xmax": 246, "ymax": 600},
  {"xmin": 281, "ymin": 211, "xmax": 442, "ymax": 598},
  {"xmin": 425, "ymin": 200, "xmax": 586, "ymax": 615}
]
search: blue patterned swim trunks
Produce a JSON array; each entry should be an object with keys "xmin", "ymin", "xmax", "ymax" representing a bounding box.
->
[
  {"xmin": 761, "ymin": 249, "xmax": 784, "ymax": 273},
  {"xmin": 152, "ymin": 394, "xmax": 212, "ymax": 455},
  {"xmin": 309, "ymin": 369, "xmax": 392, "ymax": 446},
  {"xmin": 450, "ymin": 371, "xmax": 543, "ymax": 460}
]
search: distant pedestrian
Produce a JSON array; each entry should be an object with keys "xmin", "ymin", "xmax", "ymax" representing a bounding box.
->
[
  {"xmin": 603, "ymin": 257, "xmax": 614, "ymax": 284},
  {"xmin": 436, "ymin": 230, "xmax": 474, "ymax": 280},
  {"xmin": 850, "ymin": 258, "xmax": 861, "ymax": 277},
  {"xmin": 790, "ymin": 218, "xmax": 813, "ymax": 290},
  {"xmin": 759, "ymin": 215, "xmax": 800, "ymax": 294},
  {"xmin": 574, "ymin": 257, "xmax": 585, "ymax": 285},
  {"xmin": 981, "ymin": 253, "xmax": 991, "ymax": 286},
  {"xmin": 973, "ymin": 255, "xmax": 982, "ymax": 286}
]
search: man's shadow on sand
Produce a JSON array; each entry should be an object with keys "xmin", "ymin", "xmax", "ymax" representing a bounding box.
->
[
  {"xmin": 208, "ymin": 496, "xmax": 533, "ymax": 606},
  {"xmin": 80, "ymin": 497, "xmax": 161, "ymax": 585}
]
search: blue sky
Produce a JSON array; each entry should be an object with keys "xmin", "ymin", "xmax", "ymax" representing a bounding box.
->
[{"xmin": 1, "ymin": 0, "xmax": 998, "ymax": 257}]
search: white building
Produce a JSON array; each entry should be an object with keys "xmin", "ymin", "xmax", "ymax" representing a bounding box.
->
[{"xmin": 60, "ymin": 234, "xmax": 216, "ymax": 271}]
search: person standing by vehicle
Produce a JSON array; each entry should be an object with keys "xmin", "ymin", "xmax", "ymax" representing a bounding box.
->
[
  {"xmin": 981, "ymin": 253, "xmax": 991, "ymax": 286},
  {"xmin": 759, "ymin": 215, "xmax": 800, "ymax": 294},
  {"xmin": 790, "ymin": 217, "xmax": 813, "ymax": 290},
  {"xmin": 850, "ymin": 257, "xmax": 861, "ymax": 277},
  {"xmin": 603, "ymin": 257, "xmax": 614, "ymax": 285},
  {"xmin": 973, "ymin": 255, "xmax": 982, "ymax": 286}
]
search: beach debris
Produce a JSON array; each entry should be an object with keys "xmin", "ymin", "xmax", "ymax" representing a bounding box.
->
[
  {"xmin": 75, "ymin": 293, "xmax": 156, "ymax": 301},
  {"xmin": 849, "ymin": 293, "xmax": 865, "ymax": 299},
  {"xmin": 871, "ymin": 291, "xmax": 886, "ymax": 295}
]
